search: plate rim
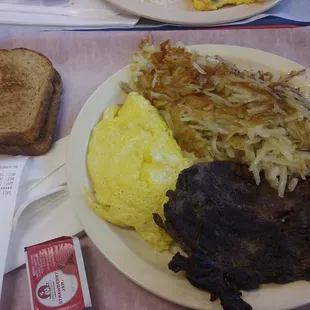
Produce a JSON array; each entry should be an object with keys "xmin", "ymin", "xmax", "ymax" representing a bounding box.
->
[
  {"xmin": 66, "ymin": 44, "xmax": 310, "ymax": 310},
  {"xmin": 106, "ymin": 0, "xmax": 281, "ymax": 25}
]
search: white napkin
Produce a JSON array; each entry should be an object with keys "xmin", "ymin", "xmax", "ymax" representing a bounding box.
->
[
  {"xmin": 5, "ymin": 136, "xmax": 83, "ymax": 274},
  {"xmin": 0, "ymin": 0, "xmax": 139, "ymax": 28}
]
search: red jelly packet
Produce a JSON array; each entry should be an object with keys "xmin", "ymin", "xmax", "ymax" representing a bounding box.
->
[{"xmin": 25, "ymin": 236, "xmax": 92, "ymax": 310}]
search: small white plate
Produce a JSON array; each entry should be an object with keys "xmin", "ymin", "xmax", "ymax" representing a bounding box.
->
[
  {"xmin": 106, "ymin": 0, "xmax": 281, "ymax": 25},
  {"xmin": 67, "ymin": 45, "xmax": 310, "ymax": 310}
]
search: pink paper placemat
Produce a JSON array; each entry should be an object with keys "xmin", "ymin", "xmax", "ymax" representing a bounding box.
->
[{"xmin": 1, "ymin": 26, "xmax": 310, "ymax": 310}]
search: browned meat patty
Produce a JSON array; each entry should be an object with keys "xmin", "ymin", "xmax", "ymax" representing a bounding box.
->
[{"xmin": 153, "ymin": 161, "xmax": 310, "ymax": 310}]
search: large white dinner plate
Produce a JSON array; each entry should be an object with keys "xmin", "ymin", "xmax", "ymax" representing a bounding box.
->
[
  {"xmin": 67, "ymin": 45, "xmax": 310, "ymax": 310},
  {"xmin": 106, "ymin": 0, "xmax": 281, "ymax": 25}
]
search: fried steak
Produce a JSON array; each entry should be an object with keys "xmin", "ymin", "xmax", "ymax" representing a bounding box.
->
[{"xmin": 153, "ymin": 161, "xmax": 310, "ymax": 310}]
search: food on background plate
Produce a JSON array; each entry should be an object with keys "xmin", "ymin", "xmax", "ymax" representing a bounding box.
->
[
  {"xmin": 193, "ymin": 0, "xmax": 261, "ymax": 11},
  {"xmin": 154, "ymin": 161, "xmax": 310, "ymax": 310},
  {"xmin": 130, "ymin": 40, "xmax": 310, "ymax": 197},
  {"xmin": 87, "ymin": 92, "xmax": 190, "ymax": 251},
  {"xmin": 0, "ymin": 48, "xmax": 62, "ymax": 156}
]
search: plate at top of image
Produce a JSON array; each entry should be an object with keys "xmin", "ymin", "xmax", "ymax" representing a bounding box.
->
[
  {"xmin": 66, "ymin": 44, "xmax": 310, "ymax": 310},
  {"xmin": 105, "ymin": 0, "xmax": 281, "ymax": 25}
]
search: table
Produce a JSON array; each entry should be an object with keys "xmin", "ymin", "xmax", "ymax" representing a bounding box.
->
[{"xmin": 1, "ymin": 26, "xmax": 310, "ymax": 310}]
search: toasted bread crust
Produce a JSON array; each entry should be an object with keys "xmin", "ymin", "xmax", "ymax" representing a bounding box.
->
[
  {"xmin": 0, "ymin": 48, "xmax": 55, "ymax": 145},
  {"xmin": 0, "ymin": 70, "xmax": 62, "ymax": 156}
]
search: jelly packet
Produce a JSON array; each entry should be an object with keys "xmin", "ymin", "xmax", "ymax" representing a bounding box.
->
[{"xmin": 25, "ymin": 236, "xmax": 92, "ymax": 310}]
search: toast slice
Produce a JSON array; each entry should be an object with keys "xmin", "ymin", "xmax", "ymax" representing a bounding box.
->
[
  {"xmin": 0, "ymin": 71, "xmax": 62, "ymax": 156},
  {"xmin": 0, "ymin": 48, "xmax": 55, "ymax": 145}
]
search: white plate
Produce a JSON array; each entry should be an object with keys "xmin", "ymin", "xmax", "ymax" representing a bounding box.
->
[
  {"xmin": 67, "ymin": 45, "xmax": 310, "ymax": 310},
  {"xmin": 106, "ymin": 0, "xmax": 281, "ymax": 25}
]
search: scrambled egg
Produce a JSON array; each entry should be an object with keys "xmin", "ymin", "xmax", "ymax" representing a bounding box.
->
[
  {"xmin": 87, "ymin": 92, "xmax": 190, "ymax": 252},
  {"xmin": 193, "ymin": 0, "xmax": 257, "ymax": 11}
]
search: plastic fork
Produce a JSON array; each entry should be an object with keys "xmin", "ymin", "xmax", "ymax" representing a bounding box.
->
[{"xmin": 12, "ymin": 184, "xmax": 67, "ymax": 231}]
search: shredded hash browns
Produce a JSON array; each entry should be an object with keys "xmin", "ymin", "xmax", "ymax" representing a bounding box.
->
[{"xmin": 124, "ymin": 40, "xmax": 310, "ymax": 197}]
